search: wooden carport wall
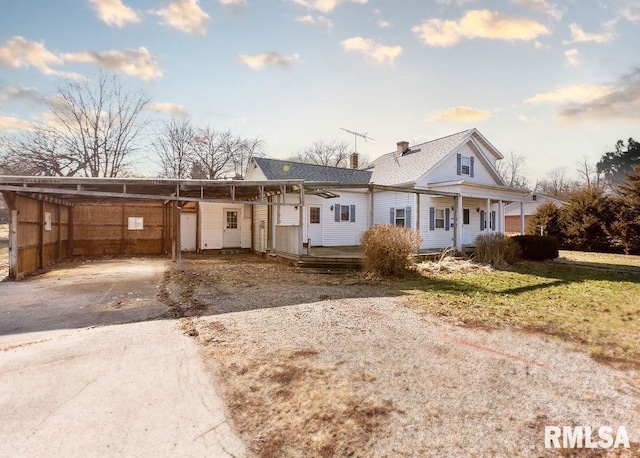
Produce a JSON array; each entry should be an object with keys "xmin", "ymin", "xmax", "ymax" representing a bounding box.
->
[{"xmin": 0, "ymin": 177, "xmax": 306, "ymax": 277}]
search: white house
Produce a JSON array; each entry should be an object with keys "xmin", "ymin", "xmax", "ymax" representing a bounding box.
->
[{"xmin": 193, "ymin": 128, "xmax": 529, "ymax": 255}]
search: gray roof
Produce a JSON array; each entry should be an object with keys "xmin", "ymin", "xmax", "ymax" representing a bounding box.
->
[
  {"xmin": 368, "ymin": 129, "xmax": 474, "ymax": 185},
  {"xmin": 253, "ymin": 157, "xmax": 372, "ymax": 185}
]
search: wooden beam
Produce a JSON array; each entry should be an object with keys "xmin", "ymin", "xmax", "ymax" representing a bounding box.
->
[
  {"xmin": 68, "ymin": 206, "xmax": 74, "ymax": 256},
  {"xmin": 38, "ymin": 200, "xmax": 44, "ymax": 269},
  {"xmin": 1, "ymin": 191, "xmax": 17, "ymax": 210},
  {"xmin": 121, "ymin": 203, "xmax": 126, "ymax": 255},
  {"xmin": 56, "ymin": 204, "xmax": 61, "ymax": 261}
]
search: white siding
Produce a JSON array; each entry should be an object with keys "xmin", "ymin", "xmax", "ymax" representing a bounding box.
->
[
  {"xmin": 253, "ymin": 204, "xmax": 268, "ymax": 252},
  {"xmin": 420, "ymin": 143, "xmax": 499, "ymax": 187},
  {"xmin": 419, "ymin": 196, "xmax": 456, "ymax": 249},
  {"xmin": 244, "ymin": 163, "xmax": 267, "ymax": 181},
  {"xmin": 199, "ymin": 203, "xmax": 251, "ymax": 250}
]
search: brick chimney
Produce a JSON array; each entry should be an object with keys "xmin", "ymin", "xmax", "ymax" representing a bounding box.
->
[
  {"xmin": 349, "ymin": 152, "xmax": 359, "ymax": 169},
  {"xmin": 396, "ymin": 141, "xmax": 409, "ymax": 157}
]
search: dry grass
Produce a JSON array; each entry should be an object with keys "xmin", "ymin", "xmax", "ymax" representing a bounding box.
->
[
  {"xmin": 403, "ymin": 255, "xmax": 640, "ymax": 369},
  {"xmin": 185, "ymin": 318, "xmax": 395, "ymax": 458}
]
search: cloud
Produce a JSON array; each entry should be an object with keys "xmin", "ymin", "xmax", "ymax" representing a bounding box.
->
[
  {"xmin": 148, "ymin": 102, "xmax": 187, "ymax": 115},
  {"xmin": 0, "ymin": 114, "xmax": 33, "ymax": 132},
  {"xmin": 620, "ymin": 4, "xmax": 640, "ymax": 22},
  {"xmin": 511, "ymin": 0, "xmax": 562, "ymax": 20},
  {"xmin": 89, "ymin": 0, "xmax": 141, "ymax": 27},
  {"xmin": 564, "ymin": 48, "xmax": 580, "ymax": 66},
  {"xmin": 558, "ymin": 67, "xmax": 640, "ymax": 121},
  {"xmin": 154, "ymin": 0, "xmax": 209, "ymax": 35},
  {"xmin": 290, "ymin": 0, "xmax": 367, "ymax": 13},
  {"xmin": 378, "ymin": 20, "xmax": 391, "ymax": 28},
  {"xmin": 564, "ymin": 23, "xmax": 614, "ymax": 44},
  {"xmin": 434, "ymin": 0, "xmax": 478, "ymax": 5},
  {"xmin": 427, "ymin": 106, "xmax": 492, "ymax": 122},
  {"xmin": 412, "ymin": 9, "xmax": 549, "ymax": 47},
  {"xmin": 218, "ymin": 0, "xmax": 247, "ymax": 13},
  {"xmin": 238, "ymin": 52, "xmax": 300, "ymax": 70},
  {"xmin": 341, "ymin": 37, "xmax": 402, "ymax": 64},
  {"xmin": 0, "ymin": 85, "xmax": 41, "ymax": 104},
  {"xmin": 295, "ymin": 14, "xmax": 333, "ymax": 31},
  {"xmin": 62, "ymin": 47, "xmax": 162, "ymax": 81},
  {"xmin": 524, "ymin": 84, "xmax": 613, "ymax": 104},
  {"xmin": 0, "ymin": 36, "xmax": 64, "ymax": 76}
]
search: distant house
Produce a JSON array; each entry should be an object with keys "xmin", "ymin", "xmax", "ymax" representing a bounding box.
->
[
  {"xmin": 193, "ymin": 128, "xmax": 528, "ymax": 255},
  {"xmin": 504, "ymin": 193, "xmax": 566, "ymax": 234}
]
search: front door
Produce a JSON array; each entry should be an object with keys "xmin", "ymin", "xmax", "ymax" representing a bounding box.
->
[
  {"xmin": 461, "ymin": 208, "xmax": 473, "ymax": 245},
  {"xmin": 223, "ymin": 208, "xmax": 241, "ymax": 247},
  {"xmin": 307, "ymin": 205, "xmax": 322, "ymax": 247},
  {"xmin": 180, "ymin": 212, "xmax": 197, "ymax": 252}
]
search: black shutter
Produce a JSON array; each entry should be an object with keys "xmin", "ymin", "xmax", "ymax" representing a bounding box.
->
[
  {"xmin": 456, "ymin": 153, "xmax": 462, "ymax": 175},
  {"xmin": 470, "ymin": 157, "xmax": 475, "ymax": 177},
  {"xmin": 389, "ymin": 207, "xmax": 395, "ymax": 225},
  {"xmin": 406, "ymin": 206, "xmax": 412, "ymax": 228},
  {"xmin": 480, "ymin": 210, "xmax": 485, "ymax": 231},
  {"xmin": 350, "ymin": 205, "xmax": 356, "ymax": 222},
  {"xmin": 429, "ymin": 207, "xmax": 435, "ymax": 231},
  {"xmin": 491, "ymin": 211, "xmax": 496, "ymax": 231},
  {"xmin": 334, "ymin": 204, "xmax": 341, "ymax": 222},
  {"xmin": 445, "ymin": 208, "xmax": 450, "ymax": 231}
]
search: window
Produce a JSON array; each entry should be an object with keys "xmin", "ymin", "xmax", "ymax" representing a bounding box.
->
[
  {"xmin": 128, "ymin": 217, "xmax": 144, "ymax": 230},
  {"xmin": 226, "ymin": 211, "xmax": 238, "ymax": 229},
  {"xmin": 463, "ymin": 208, "xmax": 470, "ymax": 225},
  {"xmin": 340, "ymin": 205, "xmax": 350, "ymax": 222},
  {"xmin": 435, "ymin": 209, "xmax": 445, "ymax": 229},
  {"xmin": 395, "ymin": 208, "xmax": 405, "ymax": 227},
  {"xmin": 310, "ymin": 207, "xmax": 320, "ymax": 224},
  {"xmin": 461, "ymin": 156, "xmax": 470, "ymax": 175}
]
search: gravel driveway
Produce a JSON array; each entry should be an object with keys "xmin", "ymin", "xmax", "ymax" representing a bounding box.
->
[{"xmin": 173, "ymin": 254, "xmax": 640, "ymax": 457}]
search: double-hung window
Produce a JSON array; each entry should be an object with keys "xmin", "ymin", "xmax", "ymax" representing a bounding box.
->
[
  {"xmin": 461, "ymin": 156, "xmax": 470, "ymax": 175},
  {"xmin": 435, "ymin": 209, "xmax": 445, "ymax": 229},
  {"xmin": 395, "ymin": 208, "xmax": 406, "ymax": 227}
]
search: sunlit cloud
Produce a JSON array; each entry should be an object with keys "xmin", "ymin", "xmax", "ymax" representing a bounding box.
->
[
  {"xmin": 341, "ymin": 37, "xmax": 401, "ymax": 65},
  {"xmin": 147, "ymin": 102, "xmax": 187, "ymax": 115},
  {"xmin": 295, "ymin": 14, "xmax": 333, "ymax": 32},
  {"xmin": 427, "ymin": 106, "xmax": 492, "ymax": 122},
  {"xmin": 0, "ymin": 85, "xmax": 41, "ymax": 104},
  {"xmin": 0, "ymin": 36, "xmax": 63, "ymax": 76},
  {"xmin": 564, "ymin": 48, "xmax": 580, "ymax": 66},
  {"xmin": 511, "ymin": 0, "xmax": 562, "ymax": 20},
  {"xmin": 89, "ymin": 0, "xmax": 141, "ymax": 27},
  {"xmin": 153, "ymin": 0, "xmax": 209, "ymax": 35},
  {"xmin": 62, "ymin": 47, "xmax": 162, "ymax": 81},
  {"xmin": 524, "ymin": 84, "xmax": 613, "ymax": 104},
  {"xmin": 412, "ymin": 9, "xmax": 549, "ymax": 47},
  {"xmin": 238, "ymin": 52, "xmax": 300, "ymax": 70},
  {"xmin": 290, "ymin": 0, "xmax": 367, "ymax": 13},
  {"xmin": 378, "ymin": 20, "xmax": 391, "ymax": 28},
  {"xmin": 0, "ymin": 114, "xmax": 33, "ymax": 132},
  {"xmin": 564, "ymin": 23, "xmax": 614, "ymax": 44}
]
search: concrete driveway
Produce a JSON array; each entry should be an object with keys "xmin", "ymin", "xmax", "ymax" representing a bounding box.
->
[{"xmin": 0, "ymin": 259, "xmax": 244, "ymax": 457}]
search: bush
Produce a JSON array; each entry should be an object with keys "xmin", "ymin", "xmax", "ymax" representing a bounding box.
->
[
  {"xmin": 474, "ymin": 233, "xmax": 521, "ymax": 267},
  {"xmin": 512, "ymin": 235, "xmax": 559, "ymax": 260},
  {"xmin": 527, "ymin": 202, "xmax": 565, "ymax": 244},
  {"xmin": 360, "ymin": 224, "xmax": 422, "ymax": 276}
]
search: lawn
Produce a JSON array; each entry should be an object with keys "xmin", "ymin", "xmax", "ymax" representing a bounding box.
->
[{"xmin": 400, "ymin": 252, "xmax": 640, "ymax": 369}]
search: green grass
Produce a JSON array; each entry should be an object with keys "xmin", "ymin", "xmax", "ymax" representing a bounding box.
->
[{"xmin": 399, "ymin": 254, "xmax": 640, "ymax": 368}]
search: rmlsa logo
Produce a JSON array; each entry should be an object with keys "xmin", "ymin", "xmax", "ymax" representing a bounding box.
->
[{"xmin": 545, "ymin": 426, "xmax": 630, "ymax": 449}]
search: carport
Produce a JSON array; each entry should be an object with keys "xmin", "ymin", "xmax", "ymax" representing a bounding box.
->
[{"xmin": 0, "ymin": 176, "xmax": 305, "ymax": 278}]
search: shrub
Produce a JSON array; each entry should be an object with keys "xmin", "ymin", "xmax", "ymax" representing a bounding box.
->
[
  {"xmin": 512, "ymin": 235, "xmax": 559, "ymax": 260},
  {"xmin": 360, "ymin": 224, "xmax": 422, "ymax": 276},
  {"xmin": 527, "ymin": 202, "xmax": 565, "ymax": 244},
  {"xmin": 560, "ymin": 188, "xmax": 615, "ymax": 252},
  {"xmin": 474, "ymin": 233, "xmax": 521, "ymax": 267}
]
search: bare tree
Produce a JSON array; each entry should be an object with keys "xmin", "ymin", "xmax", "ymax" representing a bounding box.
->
[
  {"xmin": 230, "ymin": 136, "xmax": 264, "ymax": 179},
  {"xmin": 535, "ymin": 166, "xmax": 579, "ymax": 197},
  {"xmin": 191, "ymin": 129, "xmax": 237, "ymax": 180},
  {"xmin": 496, "ymin": 151, "xmax": 529, "ymax": 189},
  {"xmin": 1, "ymin": 72, "xmax": 150, "ymax": 177},
  {"xmin": 293, "ymin": 140, "xmax": 350, "ymax": 167},
  {"xmin": 576, "ymin": 155, "xmax": 605, "ymax": 191},
  {"xmin": 152, "ymin": 116, "xmax": 195, "ymax": 179}
]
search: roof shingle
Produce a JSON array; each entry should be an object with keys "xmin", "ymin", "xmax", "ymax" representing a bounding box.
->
[{"xmin": 253, "ymin": 157, "xmax": 372, "ymax": 185}]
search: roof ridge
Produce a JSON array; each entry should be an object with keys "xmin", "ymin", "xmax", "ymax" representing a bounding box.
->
[
  {"xmin": 373, "ymin": 128, "xmax": 474, "ymax": 161},
  {"xmin": 255, "ymin": 156, "xmax": 370, "ymax": 173}
]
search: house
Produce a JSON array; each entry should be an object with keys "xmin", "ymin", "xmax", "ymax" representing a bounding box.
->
[
  {"xmin": 504, "ymin": 193, "xmax": 566, "ymax": 234},
  {"xmin": 194, "ymin": 128, "xmax": 529, "ymax": 255}
]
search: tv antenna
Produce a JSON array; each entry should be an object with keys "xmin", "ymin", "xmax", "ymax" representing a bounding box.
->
[{"xmin": 340, "ymin": 127, "xmax": 374, "ymax": 154}]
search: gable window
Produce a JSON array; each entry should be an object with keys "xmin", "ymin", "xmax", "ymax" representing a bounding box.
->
[
  {"xmin": 461, "ymin": 156, "xmax": 470, "ymax": 175},
  {"xmin": 435, "ymin": 209, "xmax": 445, "ymax": 229},
  {"xmin": 395, "ymin": 208, "xmax": 406, "ymax": 227}
]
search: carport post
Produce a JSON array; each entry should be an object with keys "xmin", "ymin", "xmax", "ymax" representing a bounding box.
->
[
  {"xmin": 9, "ymin": 209, "xmax": 18, "ymax": 279},
  {"xmin": 177, "ymin": 205, "xmax": 182, "ymax": 272}
]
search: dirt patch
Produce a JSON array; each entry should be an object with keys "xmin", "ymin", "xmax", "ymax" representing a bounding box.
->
[{"xmin": 178, "ymin": 254, "xmax": 640, "ymax": 456}]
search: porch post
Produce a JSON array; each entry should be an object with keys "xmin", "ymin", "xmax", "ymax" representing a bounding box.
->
[
  {"xmin": 9, "ymin": 209, "xmax": 18, "ymax": 279},
  {"xmin": 485, "ymin": 199, "xmax": 491, "ymax": 231},
  {"xmin": 369, "ymin": 186, "xmax": 374, "ymax": 228},
  {"xmin": 298, "ymin": 186, "xmax": 304, "ymax": 256},
  {"xmin": 455, "ymin": 194, "xmax": 463, "ymax": 251},
  {"xmin": 177, "ymin": 205, "xmax": 182, "ymax": 272},
  {"xmin": 498, "ymin": 200, "xmax": 504, "ymax": 234},
  {"xmin": 520, "ymin": 201, "xmax": 525, "ymax": 235}
]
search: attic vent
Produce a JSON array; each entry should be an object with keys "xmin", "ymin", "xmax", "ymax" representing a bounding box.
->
[{"xmin": 396, "ymin": 141, "xmax": 409, "ymax": 157}]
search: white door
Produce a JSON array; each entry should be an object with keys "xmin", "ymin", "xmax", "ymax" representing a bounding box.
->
[
  {"xmin": 461, "ymin": 208, "xmax": 473, "ymax": 245},
  {"xmin": 307, "ymin": 205, "xmax": 322, "ymax": 246},
  {"xmin": 223, "ymin": 208, "xmax": 241, "ymax": 247},
  {"xmin": 180, "ymin": 212, "xmax": 197, "ymax": 252}
]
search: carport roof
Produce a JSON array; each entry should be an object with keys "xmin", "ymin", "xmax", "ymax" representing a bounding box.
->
[{"xmin": 0, "ymin": 176, "xmax": 309, "ymax": 206}]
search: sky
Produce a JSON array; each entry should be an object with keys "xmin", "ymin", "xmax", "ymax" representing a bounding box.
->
[{"xmin": 0, "ymin": 0, "xmax": 639, "ymax": 183}]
